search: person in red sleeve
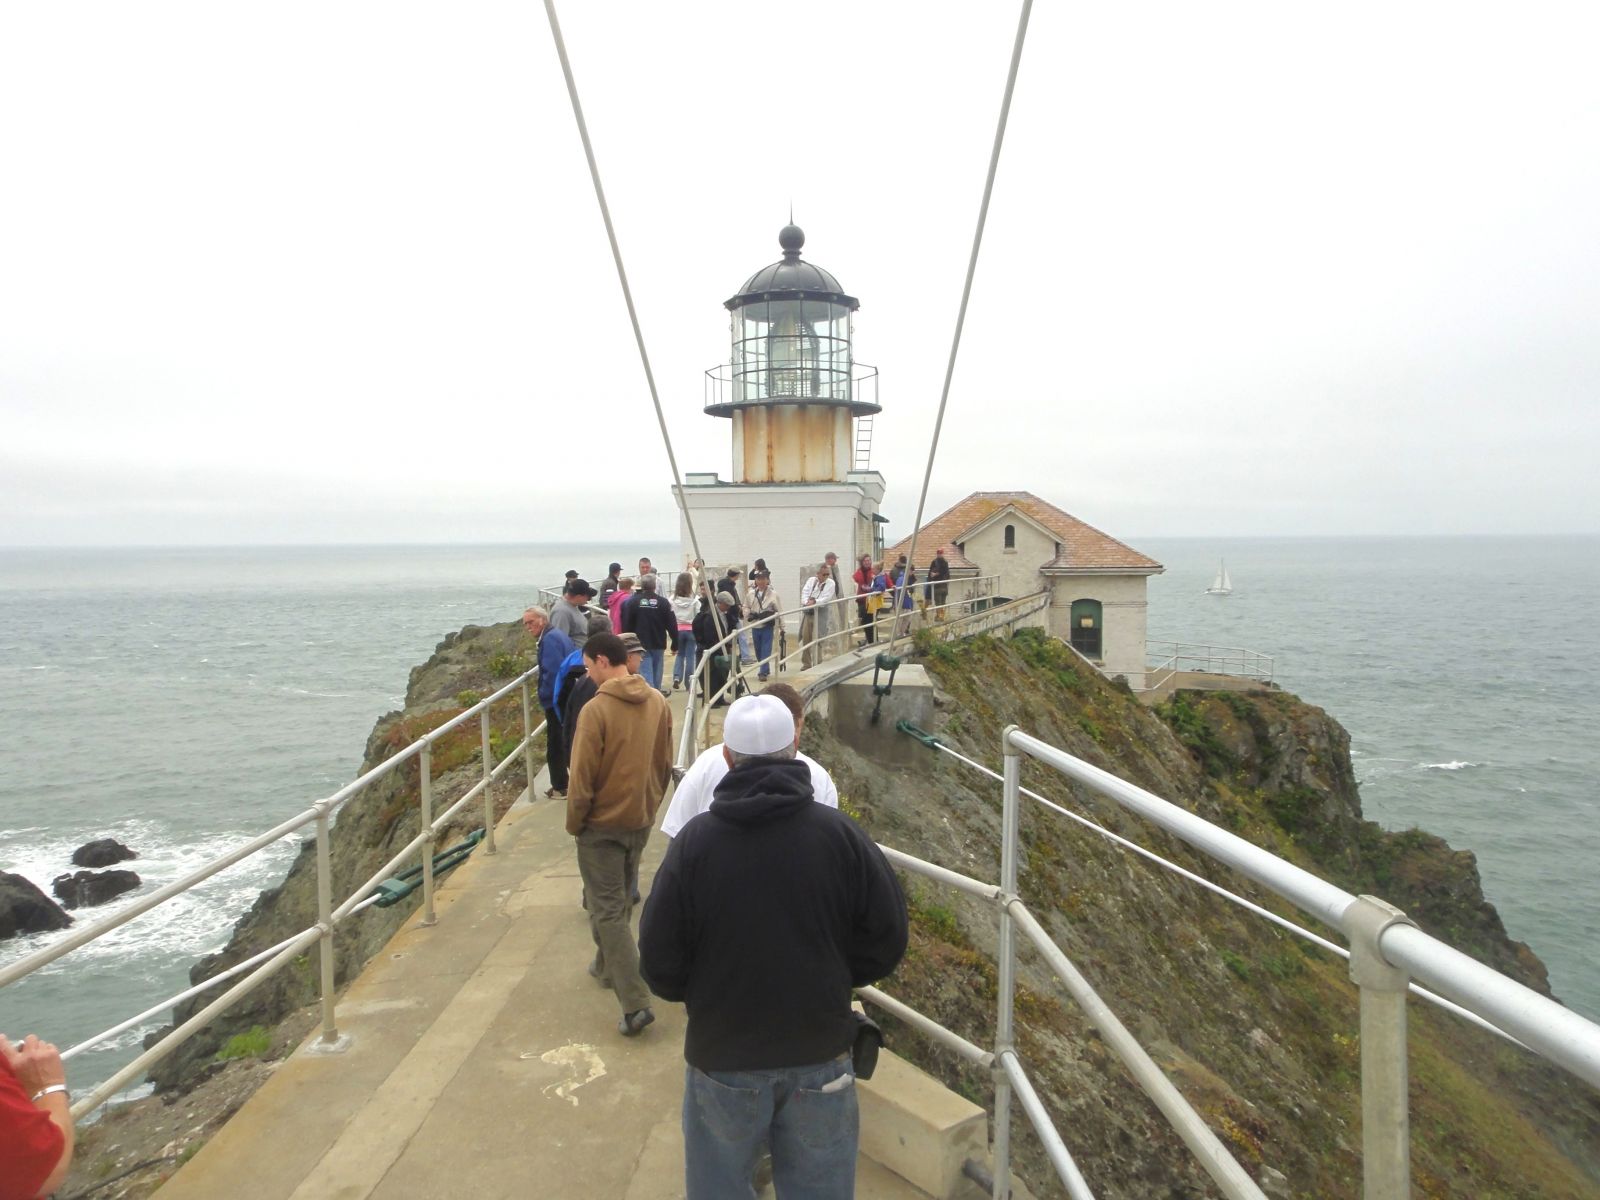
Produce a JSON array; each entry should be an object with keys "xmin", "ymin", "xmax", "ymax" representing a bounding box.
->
[{"xmin": 1, "ymin": 1032, "xmax": 74, "ymax": 1199}]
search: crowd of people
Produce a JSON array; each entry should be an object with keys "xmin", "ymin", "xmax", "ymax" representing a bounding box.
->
[
  {"xmin": 518, "ymin": 553, "xmax": 912, "ymax": 1197},
  {"xmin": 542, "ymin": 548, "xmax": 959, "ymax": 698}
]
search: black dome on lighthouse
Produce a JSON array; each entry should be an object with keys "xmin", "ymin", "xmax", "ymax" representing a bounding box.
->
[{"xmin": 726, "ymin": 224, "xmax": 859, "ymax": 312}]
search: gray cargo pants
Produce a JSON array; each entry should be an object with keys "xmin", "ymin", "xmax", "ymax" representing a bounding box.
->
[{"xmin": 575, "ymin": 825, "xmax": 652, "ymax": 1014}]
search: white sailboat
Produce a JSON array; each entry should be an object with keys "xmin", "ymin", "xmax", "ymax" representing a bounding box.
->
[{"xmin": 1206, "ymin": 559, "xmax": 1233, "ymax": 595}]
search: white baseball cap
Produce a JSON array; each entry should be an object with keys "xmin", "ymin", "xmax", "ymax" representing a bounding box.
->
[{"xmin": 722, "ymin": 695, "xmax": 795, "ymax": 756}]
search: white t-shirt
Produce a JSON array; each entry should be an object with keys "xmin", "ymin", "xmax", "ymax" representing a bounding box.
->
[{"xmin": 660, "ymin": 743, "xmax": 840, "ymax": 838}]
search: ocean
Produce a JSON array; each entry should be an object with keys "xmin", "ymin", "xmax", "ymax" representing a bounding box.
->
[{"xmin": 1, "ymin": 537, "xmax": 1595, "ymax": 1101}]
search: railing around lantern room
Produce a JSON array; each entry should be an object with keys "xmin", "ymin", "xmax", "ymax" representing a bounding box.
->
[{"xmin": 704, "ymin": 360, "xmax": 879, "ymax": 414}]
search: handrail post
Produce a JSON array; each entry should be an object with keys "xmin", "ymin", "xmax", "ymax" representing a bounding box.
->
[
  {"xmin": 480, "ymin": 708, "xmax": 497, "ymax": 855},
  {"xmin": 521, "ymin": 678, "xmax": 537, "ymax": 805},
  {"xmin": 418, "ymin": 743, "xmax": 437, "ymax": 927},
  {"xmin": 992, "ymin": 727, "xmax": 1023, "ymax": 1198},
  {"xmin": 314, "ymin": 806, "xmax": 341, "ymax": 1046},
  {"xmin": 1346, "ymin": 895, "xmax": 1415, "ymax": 1200}
]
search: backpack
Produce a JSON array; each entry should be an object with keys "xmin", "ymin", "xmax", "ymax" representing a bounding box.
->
[{"xmin": 553, "ymin": 647, "xmax": 587, "ymax": 714}]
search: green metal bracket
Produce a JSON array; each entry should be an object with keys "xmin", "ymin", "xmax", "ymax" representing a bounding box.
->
[
  {"xmin": 373, "ymin": 828, "xmax": 487, "ymax": 907},
  {"xmin": 869, "ymin": 652, "xmax": 903, "ymax": 725},
  {"xmin": 895, "ymin": 719, "xmax": 945, "ymax": 750}
]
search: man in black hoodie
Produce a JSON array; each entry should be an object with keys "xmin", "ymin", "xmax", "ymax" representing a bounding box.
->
[
  {"xmin": 620, "ymin": 573, "xmax": 678, "ymax": 693},
  {"xmin": 639, "ymin": 694, "xmax": 907, "ymax": 1199}
]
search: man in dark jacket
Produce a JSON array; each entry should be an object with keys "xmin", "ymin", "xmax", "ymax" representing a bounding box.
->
[
  {"xmin": 639, "ymin": 694, "xmax": 908, "ymax": 1199},
  {"xmin": 692, "ymin": 594, "xmax": 738, "ymax": 706},
  {"xmin": 524, "ymin": 606, "xmax": 576, "ymax": 798},
  {"xmin": 620, "ymin": 574, "xmax": 678, "ymax": 692}
]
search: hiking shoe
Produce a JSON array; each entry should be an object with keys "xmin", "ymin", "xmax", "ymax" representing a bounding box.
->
[{"xmin": 619, "ymin": 1008, "xmax": 655, "ymax": 1037}]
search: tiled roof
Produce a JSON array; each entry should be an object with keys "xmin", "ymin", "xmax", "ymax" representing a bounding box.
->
[{"xmin": 885, "ymin": 492, "xmax": 1162, "ymax": 573}]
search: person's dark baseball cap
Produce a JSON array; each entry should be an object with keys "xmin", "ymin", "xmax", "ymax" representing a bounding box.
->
[
  {"xmin": 619, "ymin": 632, "xmax": 645, "ymax": 656},
  {"xmin": 608, "ymin": 562, "xmax": 622, "ymax": 573},
  {"xmin": 564, "ymin": 578, "xmax": 597, "ymax": 597}
]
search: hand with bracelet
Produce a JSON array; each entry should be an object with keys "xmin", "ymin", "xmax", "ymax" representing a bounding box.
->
[{"xmin": 1, "ymin": 1032, "xmax": 75, "ymax": 1200}]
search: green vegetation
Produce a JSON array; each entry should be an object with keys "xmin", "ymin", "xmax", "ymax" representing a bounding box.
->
[
  {"xmin": 1219, "ymin": 948, "xmax": 1252, "ymax": 981},
  {"xmin": 1155, "ymin": 691, "xmax": 1236, "ymax": 776},
  {"xmin": 455, "ymin": 689, "xmax": 484, "ymax": 708},
  {"xmin": 215, "ymin": 1025, "xmax": 270, "ymax": 1061},
  {"xmin": 486, "ymin": 651, "xmax": 529, "ymax": 679}
]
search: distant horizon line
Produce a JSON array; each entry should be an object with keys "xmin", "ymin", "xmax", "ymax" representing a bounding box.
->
[{"xmin": 3, "ymin": 531, "xmax": 1597, "ymax": 552}]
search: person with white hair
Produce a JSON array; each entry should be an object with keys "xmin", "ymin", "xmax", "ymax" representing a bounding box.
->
[{"xmin": 639, "ymin": 694, "xmax": 907, "ymax": 1200}]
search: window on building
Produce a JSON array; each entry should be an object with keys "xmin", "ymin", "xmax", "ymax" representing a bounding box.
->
[
  {"xmin": 1003, "ymin": 524, "xmax": 1015, "ymax": 549},
  {"xmin": 1069, "ymin": 598, "xmax": 1103, "ymax": 660}
]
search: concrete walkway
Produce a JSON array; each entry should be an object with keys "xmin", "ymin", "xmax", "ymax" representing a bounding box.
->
[{"xmin": 156, "ymin": 687, "xmax": 934, "ymax": 1200}]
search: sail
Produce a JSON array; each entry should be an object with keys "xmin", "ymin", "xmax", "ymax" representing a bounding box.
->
[{"xmin": 1207, "ymin": 558, "xmax": 1232, "ymax": 594}]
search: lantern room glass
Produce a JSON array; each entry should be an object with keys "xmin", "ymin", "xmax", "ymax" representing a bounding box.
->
[{"xmin": 730, "ymin": 298, "xmax": 853, "ymax": 404}]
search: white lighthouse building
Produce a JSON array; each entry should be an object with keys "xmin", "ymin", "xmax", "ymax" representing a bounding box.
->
[{"xmin": 679, "ymin": 224, "xmax": 885, "ymax": 605}]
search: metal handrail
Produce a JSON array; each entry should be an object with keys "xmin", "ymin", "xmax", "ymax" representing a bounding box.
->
[
  {"xmin": 900, "ymin": 729, "xmax": 1524, "ymax": 1046},
  {"xmin": 1142, "ymin": 639, "xmax": 1275, "ymax": 684},
  {"xmin": 0, "ymin": 660, "xmax": 548, "ymax": 1118},
  {"xmin": 865, "ymin": 722, "xmax": 1600, "ymax": 1198},
  {"xmin": 864, "ymin": 843, "xmax": 1264, "ymax": 1199},
  {"xmin": 1001, "ymin": 726, "xmax": 1600, "ymax": 1196}
]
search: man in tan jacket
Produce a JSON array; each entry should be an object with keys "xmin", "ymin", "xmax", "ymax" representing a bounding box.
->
[{"xmin": 566, "ymin": 632, "xmax": 673, "ymax": 1036}]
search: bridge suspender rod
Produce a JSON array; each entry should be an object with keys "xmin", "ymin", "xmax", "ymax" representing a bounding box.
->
[
  {"xmin": 540, "ymin": 0, "xmax": 726, "ymax": 644},
  {"xmin": 898, "ymin": 0, "xmax": 1035, "ymax": 639}
]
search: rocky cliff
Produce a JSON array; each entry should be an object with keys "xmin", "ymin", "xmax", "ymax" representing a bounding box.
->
[
  {"xmin": 814, "ymin": 627, "xmax": 1598, "ymax": 1198},
  {"xmin": 145, "ymin": 619, "xmax": 543, "ymax": 1092}
]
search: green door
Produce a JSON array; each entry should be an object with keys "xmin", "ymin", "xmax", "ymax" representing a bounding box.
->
[{"xmin": 1069, "ymin": 599, "xmax": 1102, "ymax": 660}]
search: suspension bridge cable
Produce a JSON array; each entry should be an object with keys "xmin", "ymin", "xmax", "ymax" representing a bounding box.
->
[
  {"xmin": 896, "ymin": 0, "xmax": 1034, "ymax": 637},
  {"xmin": 540, "ymin": 0, "xmax": 726, "ymax": 643}
]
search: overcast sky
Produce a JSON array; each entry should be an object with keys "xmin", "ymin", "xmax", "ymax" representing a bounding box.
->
[{"xmin": 3, "ymin": 1, "xmax": 1597, "ymax": 546}]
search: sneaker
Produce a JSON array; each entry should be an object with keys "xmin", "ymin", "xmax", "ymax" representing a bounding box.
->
[
  {"xmin": 545, "ymin": 787, "xmax": 566, "ymax": 800},
  {"xmin": 588, "ymin": 956, "xmax": 610, "ymax": 988},
  {"xmin": 619, "ymin": 1008, "xmax": 655, "ymax": 1037}
]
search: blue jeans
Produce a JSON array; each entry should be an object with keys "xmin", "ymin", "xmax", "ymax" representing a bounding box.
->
[
  {"xmin": 751, "ymin": 623, "xmax": 774, "ymax": 677},
  {"xmin": 640, "ymin": 648, "xmax": 664, "ymax": 689},
  {"xmin": 683, "ymin": 1054, "xmax": 857, "ymax": 1199},
  {"xmin": 674, "ymin": 630, "xmax": 698, "ymax": 684}
]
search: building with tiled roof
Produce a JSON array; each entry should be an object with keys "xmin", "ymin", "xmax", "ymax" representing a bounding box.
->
[{"xmin": 886, "ymin": 492, "xmax": 1163, "ymax": 685}]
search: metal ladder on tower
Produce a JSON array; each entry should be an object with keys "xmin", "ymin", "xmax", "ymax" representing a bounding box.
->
[{"xmin": 854, "ymin": 413, "xmax": 874, "ymax": 471}]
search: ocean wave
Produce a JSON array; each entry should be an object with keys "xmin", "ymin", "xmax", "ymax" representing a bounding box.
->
[
  {"xmin": 0, "ymin": 821, "xmax": 302, "ymax": 976},
  {"xmin": 1419, "ymin": 760, "xmax": 1480, "ymax": 771}
]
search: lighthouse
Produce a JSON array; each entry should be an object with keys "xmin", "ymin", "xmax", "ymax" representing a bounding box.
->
[{"xmin": 680, "ymin": 224, "xmax": 886, "ymax": 606}]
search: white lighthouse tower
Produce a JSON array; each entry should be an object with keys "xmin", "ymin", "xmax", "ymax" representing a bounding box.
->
[{"xmin": 680, "ymin": 224, "xmax": 886, "ymax": 604}]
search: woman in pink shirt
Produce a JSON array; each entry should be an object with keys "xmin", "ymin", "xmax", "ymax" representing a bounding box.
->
[{"xmin": 607, "ymin": 576, "xmax": 634, "ymax": 632}]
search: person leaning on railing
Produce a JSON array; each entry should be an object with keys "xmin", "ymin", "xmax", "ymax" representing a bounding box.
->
[
  {"xmin": 1, "ymin": 1033, "xmax": 74, "ymax": 1200},
  {"xmin": 852, "ymin": 553, "xmax": 877, "ymax": 645},
  {"xmin": 798, "ymin": 564, "xmax": 836, "ymax": 669}
]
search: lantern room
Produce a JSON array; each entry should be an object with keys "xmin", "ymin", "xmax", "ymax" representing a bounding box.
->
[{"xmin": 704, "ymin": 224, "xmax": 880, "ymax": 483}]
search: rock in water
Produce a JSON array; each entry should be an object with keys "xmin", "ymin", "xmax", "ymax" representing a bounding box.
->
[
  {"xmin": 52, "ymin": 869, "xmax": 142, "ymax": 910},
  {"xmin": 0, "ymin": 872, "xmax": 74, "ymax": 938},
  {"xmin": 72, "ymin": 838, "xmax": 139, "ymax": 868}
]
